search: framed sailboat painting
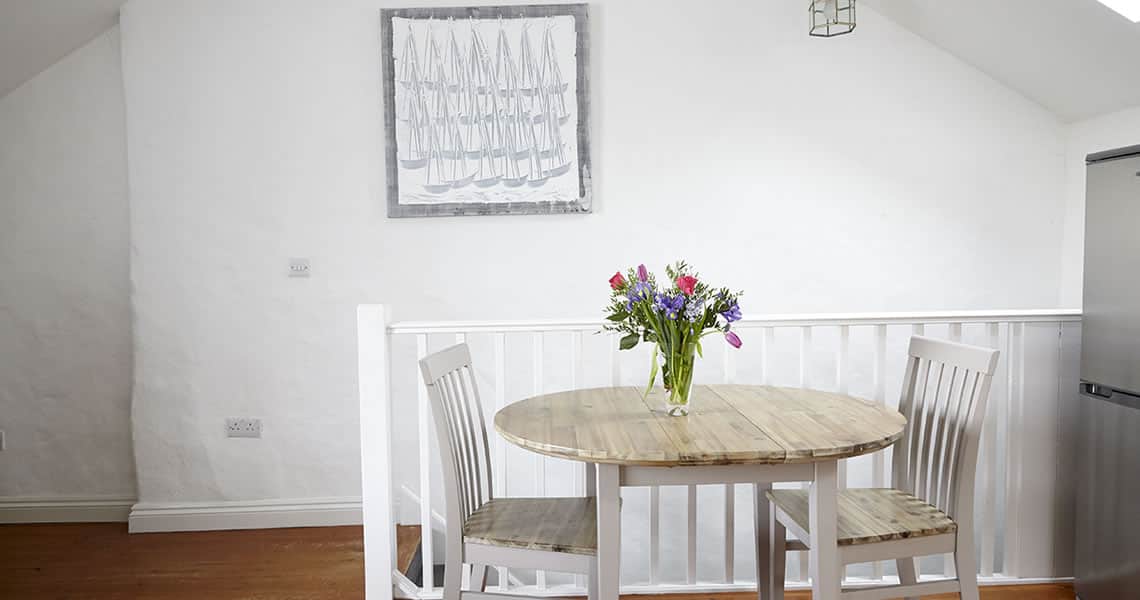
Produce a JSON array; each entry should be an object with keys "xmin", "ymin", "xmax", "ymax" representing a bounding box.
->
[{"xmin": 381, "ymin": 4, "xmax": 592, "ymax": 217}]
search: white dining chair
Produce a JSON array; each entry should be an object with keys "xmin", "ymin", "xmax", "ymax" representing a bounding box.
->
[
  {"xmin": 766, "ymin": 335, "xmax": 999, "ymax": 600},
  {"xmin": 419, "ymin": 343, "xmax": 600, "ymax": 600}
]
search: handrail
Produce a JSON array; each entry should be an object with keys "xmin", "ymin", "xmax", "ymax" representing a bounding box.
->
[{"xmin": 388, "ymin": 308, "xmax": 1081, "ymax": 334}]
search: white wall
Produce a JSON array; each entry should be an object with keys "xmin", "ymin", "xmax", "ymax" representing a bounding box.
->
[
  {"xmin": 0, "ymin": 28, "xmax": 135, "ymax": 500},
  {"xmin": 1060, "ymin": 106, "xmax": 1140, "ymax": 306},
  {"xmin": 119, "ymin": 0, "xmax": 1071, "ymax": 508}
]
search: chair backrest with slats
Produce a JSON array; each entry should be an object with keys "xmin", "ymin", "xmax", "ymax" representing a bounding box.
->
[
  {"xmin": 891, "ymin": 336, "xmax": 1000, "ymax": 522},
  {"xmin": 419, "ymin": 344, "xmax": 494, "ymax": 529}
]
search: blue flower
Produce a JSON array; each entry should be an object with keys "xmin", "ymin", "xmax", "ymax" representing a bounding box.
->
[
  {"xmin": 684, "ymin": 298, "xmax": 704, "ymax": 322},
  {"xmin": 721, "ymin": 301, "xmax": 742, "ymax": 323},
  {"xmin": 626, "ymin": 281, "xmax": 652, "ymax": 311},
  {"xmin": 654, "ymin": 293, "xmax": 684, "ymax": 320}
]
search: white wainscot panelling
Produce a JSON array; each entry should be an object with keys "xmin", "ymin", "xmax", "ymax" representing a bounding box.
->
[{"xmin": 361, "ymin": 309, "xmax": 1081, "ymax": 600}]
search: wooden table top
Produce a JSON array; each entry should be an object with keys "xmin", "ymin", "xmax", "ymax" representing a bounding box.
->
[{"xmin": 494, "ymin": 385, "xmax": 907, "ymax": 466}]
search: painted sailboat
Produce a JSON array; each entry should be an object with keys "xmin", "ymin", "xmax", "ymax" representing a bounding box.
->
[
  {"xmin": 395, "ymin": 25, "xmax": 428, "ymax": 169},
  {"xmin": 395, "ymin": 17, "xmax": 574, "ymax": 194}
]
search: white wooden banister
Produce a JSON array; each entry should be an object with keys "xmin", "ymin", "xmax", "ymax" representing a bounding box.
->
[
  {"xmin": 361, "ymin": 308, "xmax": 1081, "ymax": 600},
  {"xmin": 358, "ymin": 305, "xmax": 395, "ymax": 600}
]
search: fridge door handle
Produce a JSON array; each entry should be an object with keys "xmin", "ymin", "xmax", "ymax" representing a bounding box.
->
[{"xmin": 1080, "ymin": 382, "xmax": 1114, "ymax": 399}]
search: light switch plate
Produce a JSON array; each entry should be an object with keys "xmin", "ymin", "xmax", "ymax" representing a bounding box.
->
[{"xmin": 288, "ymin": 258, "xmax": 311, "ymax": 278}]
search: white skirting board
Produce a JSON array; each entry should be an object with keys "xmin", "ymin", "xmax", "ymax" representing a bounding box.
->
[
  {"xmin": 0, "ymin": 496, "xmax": 136, "ymax": 523},
  {"xmin": 128, "ymin": 497, "xmax": 363, "ymax": 533}
]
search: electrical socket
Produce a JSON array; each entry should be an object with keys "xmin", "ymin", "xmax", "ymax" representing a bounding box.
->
[{"xmin": 225, "ymin": 417, "xmax": 262, "ymax": 439}]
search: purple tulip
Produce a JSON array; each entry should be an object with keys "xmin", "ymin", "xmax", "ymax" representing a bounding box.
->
[
  {"xmin": 637, "ymin": 264, "xmax": 649, "ymax": 282},
  {"xmin": 725, "ymin": 331, "xmax": 742, "ymax": 349}
]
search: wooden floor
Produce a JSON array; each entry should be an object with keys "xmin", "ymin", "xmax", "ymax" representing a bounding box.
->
[{"xmin": 0, "ymin": 523, "xmax": 1073, "ymax": 600}]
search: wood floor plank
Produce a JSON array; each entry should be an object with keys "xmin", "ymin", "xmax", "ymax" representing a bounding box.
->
[
  {"xmin": 0, "ymin": 523, "xmax": 364, "ymax": 599},
  {"xmin": 0, "ymin": 523, "xmax": 1072, "ymax": 600}
]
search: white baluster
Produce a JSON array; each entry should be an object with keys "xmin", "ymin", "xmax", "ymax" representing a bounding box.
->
[
  {"xmin": 493, "ymin": 333, "xmax": 508, "ymax": 590},
  {"xmin": 723, "ymin": 337, "xmax": 736, "ymax": 584},
  {"xmin": 687, "ymin": 485, "xmax": 698, "ymax": 585},
  {"xmin": 871, "ymin": 323, "xmax": 886, "ymax": 582},
  {"xmin": 761, "ymin": 327, "xmax": 774, "ymax": 385},
  {"xmin": 571, "ymin": 330, "xmax": 586, "ymax": 591},
  {"xmin": 533, "ymin": 331, "xmax": 546, "ymax": 590},
  {"xmin": 416, "ymin": 334, "xmax": 435, "ymax": 592},
  {"xmin": 946, "ymin": 323, "xmax": 962, "ymax": 578},
  {"xmin": 979, "ymin": 323, "xmax": 998, "ymax": 577},
  {"xmin": 650, "ymin": 486, "xmax": 660, "ymax": 585},
  {"xmin": 1003, "ymin": 322, "xmax": 1025, "ymax": 577},
  {"xmin": 797, "ymin": 326, "xmax": 811, "ymax": 583}
]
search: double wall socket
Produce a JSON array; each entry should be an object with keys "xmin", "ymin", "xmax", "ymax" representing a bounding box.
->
[{"xmin": 225, "ymin": 417, "xmax": 262, "ymax": 438}]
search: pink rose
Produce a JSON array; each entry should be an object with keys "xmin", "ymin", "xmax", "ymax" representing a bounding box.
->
[
  {"xmin": 675, "ymin": 275, "xmax": 698, "ymax": 296},
  {"xmin": 609, "ymin": 272, "xmax": 626, "ymax": 290}
]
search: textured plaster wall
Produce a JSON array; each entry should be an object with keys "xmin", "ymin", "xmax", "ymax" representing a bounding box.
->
[
  {"xmin": 120, "ymin": 0, "xmax": 1070, "ymax": 506},
  {"xmin": 0, "ymin": 28, "xmax": 135, "ymax": 498}
]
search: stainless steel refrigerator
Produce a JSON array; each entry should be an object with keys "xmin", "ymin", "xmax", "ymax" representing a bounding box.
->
[{"xmin": 1076, "ymin": 145, "xmax": 1140, "ymax": 600}]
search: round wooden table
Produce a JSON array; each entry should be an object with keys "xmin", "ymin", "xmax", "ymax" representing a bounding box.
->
[{"xmin": 494, "ymin": 384, "xmax": 906, "ymax": 600}]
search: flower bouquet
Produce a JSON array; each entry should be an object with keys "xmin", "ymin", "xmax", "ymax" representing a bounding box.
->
[{"xmin": 604, "ymin": 261, "xmax": 743, "ymax": 416}]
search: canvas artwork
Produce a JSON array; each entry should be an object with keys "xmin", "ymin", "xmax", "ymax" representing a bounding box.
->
[{"xmin": 381, "ymin": 4, "xmax": 591, "ymax": 218}]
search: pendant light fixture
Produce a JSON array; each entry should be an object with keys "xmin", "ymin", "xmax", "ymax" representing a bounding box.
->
[{"xmin": 810, "ymin": 0, "xmax": 856, "ymax": 37}]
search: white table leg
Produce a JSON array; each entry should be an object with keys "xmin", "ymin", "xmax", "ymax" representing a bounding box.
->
[
  {"xmin": 596, "ymin": 464, "xmax": 621, "ymax": 600},
  {"xmin": 754, "ymin": 483, "xmax": 772, "ymax": 600},
  {"xmin": 809, "ymin": 460, "xmax": 840, "ymax": 600}
]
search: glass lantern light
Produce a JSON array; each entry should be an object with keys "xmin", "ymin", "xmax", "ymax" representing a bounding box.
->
[{"xmin": 810, "ymin": 0, "xmax": 856, "ymax": 37}]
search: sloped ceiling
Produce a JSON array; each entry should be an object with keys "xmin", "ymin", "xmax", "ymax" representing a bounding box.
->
[
  {"xmin": 0, "ymin": 0, "xmax": 124, "ymax": 98},
  {"xmin": 865, "ymin": 0, "xmax": 1140, "ymax": 122},
  {"xmin": 3, "ymin": 0, "xmax": 1140, "ymax": 122}
]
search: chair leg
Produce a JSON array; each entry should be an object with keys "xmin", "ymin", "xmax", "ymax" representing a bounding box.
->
[
  {"xmin": 769, "ymin": 505, "xmax": 786, "ymax": 600},
  {"xmin": 468, "ymin": 564, "xmax": 487, "ymax": 592},
  {"xmin": 587, "ymin": 558, "xmax": 599, "ymax": 600},
  {"xmin": 955, "ymin": 540, "xmax": 980, "ymax": 600},
  {"xmin": 895, "ymin": 557, "xmax": 919, "ymax": 600}
]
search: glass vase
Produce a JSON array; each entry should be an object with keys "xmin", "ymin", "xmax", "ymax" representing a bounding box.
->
[{"xmin": 658, "ymin": 341, "xmax": 697, "ymax": 416}]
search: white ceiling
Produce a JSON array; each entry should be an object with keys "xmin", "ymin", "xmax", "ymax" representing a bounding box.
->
[
  {"xmin": 865, "ymin": 0, "xmax": 1140, "ymax": 122},
  {"xmin": 0, "ymin": 0, "xmax": 124, "ymax": 98},
  {"xmin": 3, "ymin": 1, "xmax": 1140, "ymax": 122}
]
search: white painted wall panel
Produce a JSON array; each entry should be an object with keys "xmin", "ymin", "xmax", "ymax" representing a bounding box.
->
[
  {"xmin": 119, "ymin": 0, "xmax": 1070, "ymax": 513},
  {"xmin": 0, "ymin": 28, "xmax": 135, "ymax": 499}
]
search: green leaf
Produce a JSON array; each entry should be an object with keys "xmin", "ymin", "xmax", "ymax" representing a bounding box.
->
[
  {"xmin": 619, "ymin": 333, "xmax": 640, "ymax": 351},
  {"xmin": 607, "ymin": 312, "xmax": 628, "ymax": 322},
  {"xmin": 695, "ymin": 339, "xmax": 704, "ymax": 358}
]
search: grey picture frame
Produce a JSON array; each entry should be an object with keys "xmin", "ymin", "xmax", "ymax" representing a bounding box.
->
[{"xmin": 381, "ymin": 3, "xmax": 592, "ymax": 218}]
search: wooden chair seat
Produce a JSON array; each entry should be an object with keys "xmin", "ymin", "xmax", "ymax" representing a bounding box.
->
[
  {"xmin": 767, "ymin": 488, "xmax": 956, "ymax": 547},
  {"xmin": 463, "ymin": 497, "xmax": 598, "ymax": 556}
]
